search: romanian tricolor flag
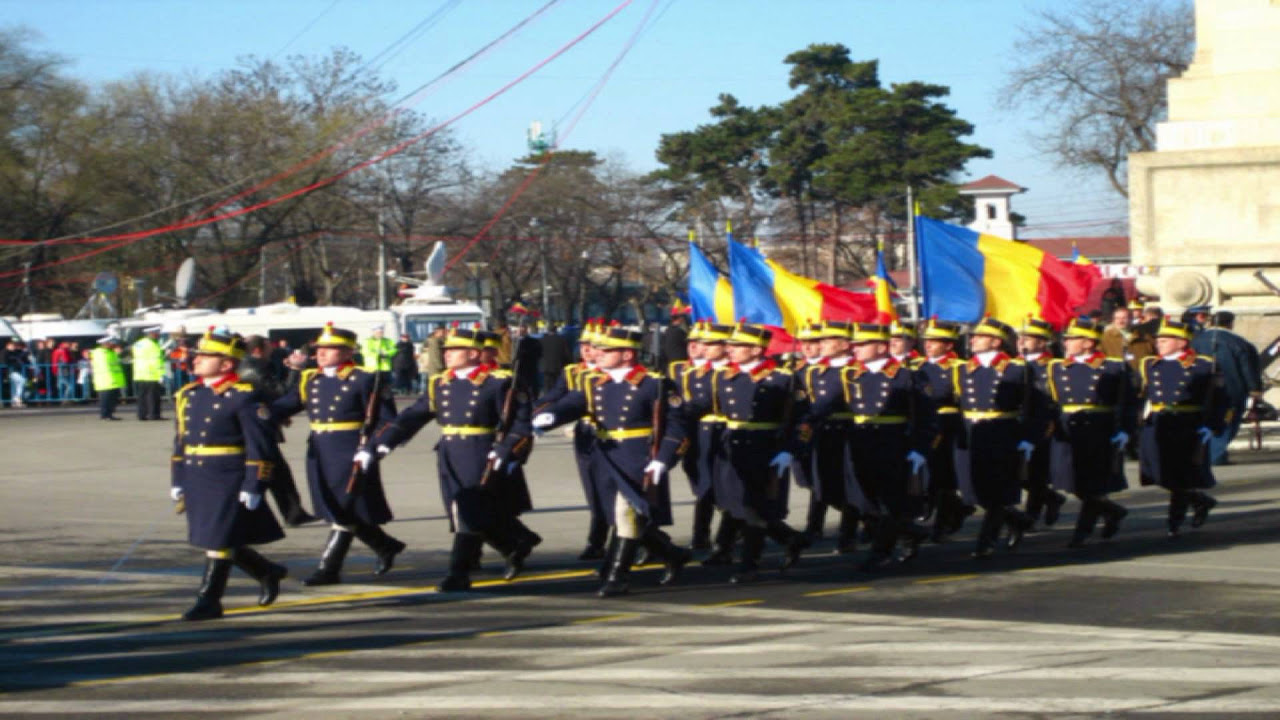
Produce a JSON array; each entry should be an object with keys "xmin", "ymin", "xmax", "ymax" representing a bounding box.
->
[
  {"xmin": 726, "ymin": 238, "xmax": 876, "ymax": 334},
  {"xmin": 917, "ymin": 216, "xmax": 1095, "ymax": 328},
  {"xmin": 508, "ymin": 301, "xmax": 539, "ymax": 317},
  {"xmin": 872, "ymin": 239, "xmax": 898, "ymax": 324},
  {"xmin": 688, "ymin": 242, "xmax": 734, "ymax": 324}
]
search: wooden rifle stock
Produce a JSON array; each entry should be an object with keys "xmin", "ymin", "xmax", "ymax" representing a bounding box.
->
[{"xmin": 345, "ymin": 368, "xmax": 384, "ymax": 498}]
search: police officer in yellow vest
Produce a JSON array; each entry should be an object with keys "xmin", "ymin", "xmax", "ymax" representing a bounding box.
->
[
  {"xmin": 91, "ymin": 337, "xmax": 126, "ymax": 421},
  {"xmin": 361, "ymin": 327, "xmax": 396, "ymax": 386},
  {"xmin": 131, "ymin": 326, "xmax": 167, "ymax": 421}
]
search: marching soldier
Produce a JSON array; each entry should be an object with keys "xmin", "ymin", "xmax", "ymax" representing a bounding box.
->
[
  {"xmin": 534, "ymin": 320, "xmax": 607, "ymax": 560},
  {"xmin": 667, "ymin": 321, "xmax": 712, "ymax": 550},
  {"xmin": 813, "ymin": 323, "xmax": 936, "ymax": 570},
  {"xmin": 801, "ymin": 321, "xmax": 861, "ymax": 554},
  {"xmin": 916, "ymin": 318, "xmax": 974, "ymax": 541},
  {"xmin": 1017, "ymin": 316, "xmax": 1067, "ymax": 527},
  {"xmin": 889, "ymin": 321, "xmax": 922, "ymax": 367},
  {"xmin": 1046, "ymin": 318, "xmax": 1136, "ymax": 547},
  {"xmin": 533, "ymin": 326, "xmax": 692, "ymax": 597},
  {"xmin": 171, "ymin": 328, "xmax": 287, "ymax": 621},
  {"xmin": 690, "ymin": 323, "xmax": 810, "ymax": 584},
  {"xmin": 271, "ymin": 324, "xmax": 406, "ymax": 585},
  {"xmin": 953, "ymin": 318, "xmax": 1043, "ymax": 557},
  {"xmin": 1138, "ymin": 317, "xmax": 1228, "ymax": 537},
  {"xmin": 370, "ymin": 327, "xmax": 537, "ymax": 591},
  {"xmin": 677, "ymin": 322, "xmax": 737, "ymax": 563},
  {"xmin": 792, "ymin": 322, "xmax": 832, "ymax": 543}
]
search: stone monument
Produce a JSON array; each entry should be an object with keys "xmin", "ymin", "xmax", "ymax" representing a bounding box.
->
[{"xmin": 1130, "ymin": 0, "xmax": 1280, "ymax": 346}]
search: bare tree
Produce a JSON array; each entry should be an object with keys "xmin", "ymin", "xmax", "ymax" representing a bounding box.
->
[{"xmin": 1001, "ymin": 0, "xmax": 1194, "ymax": 197}]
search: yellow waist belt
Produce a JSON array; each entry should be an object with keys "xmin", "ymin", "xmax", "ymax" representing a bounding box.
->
[
  {"xmin": 439, "ymin": 425, "xmax": 497, "ymax": 436},
  {"xmin": 597, "ymin": 427, "xmax": 652, "ymax": 441},
  {"xmin": 1148, "ymin": 403, "xmax": 1202, "ymax": 414},
  {"xmin": 185, "ymin": 445, "xmax": 245, "ymax": 456},
  {"xmin": 964, "ymin": 410, "xmax": 1018, "ymax": 421},
  {"xmin": 853, "ymin": 415, "xmax": 907, "ymax": 425},
  {"xmin": 311, "ymin": 421, "xmax": 364, "ymax": 433},
  {"xmin": 936, "ymin": 406, "xmax": 960, "ymax": 415},
  {"xmin": 1060, "ymin": 404, "xmax": 1115, "ymax": 414},
  {"xmin": 724, "ymin": 420, "xmax": 781, "ymax": 431},
  {"xmin": 699, "ymin": 414, "xmax": 728, "ymax": 424}
]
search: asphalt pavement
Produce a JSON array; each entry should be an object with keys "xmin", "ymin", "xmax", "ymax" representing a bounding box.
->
[{"xmin": 2, "ymin": 408, "xmax": 1280, "ymax": 718}]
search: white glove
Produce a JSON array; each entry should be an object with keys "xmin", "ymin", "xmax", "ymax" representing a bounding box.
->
[
  {"xmin": 353, "ymin": 450, "xmax": 373, "ymax": 471},
  {"xmin": 906, "ymin": 451, "xmax": 926, "ymax": 474},
  {"xmin": 769, "ymin": 451, "xmax": 794, "ymax": 475},
  {"xmin": 532, "ymin": 412, "xmax": 555, "ymax": 429},
  {"xmin": 170, "ymin": 487, "xmax": 184, "ymax": 502},
  {"xmin": 643, "ymin": 460, "xmax": 667, "ymax": 485},
  {"xmin": 375, "ymin": 444, "xmax": 391, "ymax": 458},
  {"xmin": 1196, "ymin": 426, "xmax": 1213, "ymax": 444},
  {"xmin": 1016, "ymin": 441, "xmax": 1035, "ymax": 461},
  {"xmin": 1110, "ymin": 431, "xmax": 1129, "ymax": 448},
  {"xmin": 487, "ymin": 450, "xmax": 504, "ymax": 471},
  {"xmin": 239, "ymin": 491, "xmax": 261, "ymax": 511}
]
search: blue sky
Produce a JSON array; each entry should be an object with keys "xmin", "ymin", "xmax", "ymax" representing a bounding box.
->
[{"xmin": 3, "ymin": 0, "xmax": 1154, "ymax": 238}]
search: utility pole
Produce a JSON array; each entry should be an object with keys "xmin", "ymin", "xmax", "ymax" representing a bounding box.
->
[
  {"xmin": 906, "ymin": 184, "xmax": 919, "ymax": 322},
  {"xmin": 258, "ymin": 245, "xmax": 267, "ymax": 305},
  {"xmin": 377, "ymin": 192, "xmax": 388, "ymax": 310}
]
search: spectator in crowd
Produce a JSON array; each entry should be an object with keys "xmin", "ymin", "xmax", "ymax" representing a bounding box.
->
[
  {"xmin": 538, "ymin": 322, "xmax": 570, "ymax": 394},
  {"xmin": 423, "ymin": 326, "xmax": 446, "ymax": 378},
  {"xmin": 1191, "ymin": 311, "xmax": 1264, "ymax": 465},
  {"xmin": 511, "ymin": 322, "xmax": 541, "ymax": 391},
  {"xmin": 76, "ymin": 348, "xmax": 92, "ymax": 400},
  {"xmin": 659, "ymin": 312, "xmax": 690, "ymax": 370},
  {"xmin": 1100, "ymin": 305, "xmax": 1134, "ymax": 360},
  {"xmin": 4, "ymin": 338, "xmax": 30, "ymax": 408},
  {"xmin": 494, "ymin": 322, "xmax": 514, "ymax": 367},
  {"xmin": 392, "ymin": 332, "xmax": 418, "ymax": 394},
  {"xmin": 52, "ymin": 341, "xmax": 75, "ymax": 403},
  {"xmin": 33, "ymin": 339, "xmax": 53, "ymax": 400}
]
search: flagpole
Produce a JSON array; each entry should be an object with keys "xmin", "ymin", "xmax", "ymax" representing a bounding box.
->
[{"xmin": 906, "ymin": 184, "xmax": 919, "ymax": 322}]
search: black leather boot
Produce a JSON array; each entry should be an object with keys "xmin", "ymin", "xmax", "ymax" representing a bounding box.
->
[
  {"xmin": 1167, "ymin": 491, "xmax": 1191, "ymax": 537},
  {"xmin": 973, "ymin": 506, "xmax": 1004, "ymax": 558},
  {"xmin": 183, "ymin": 556, "xmax": 232, "ymax": 621},
  {"xmin": 1099, "ymin": 498, "xmax": 1128, "ymax": 539},
  {"xmin": 599, "ymin": 538, "xmax": 639, "ymax": 597},
  {"xmin": 1068, "ymin": 498, "xmax": 1100, "ymax": 548},
  {"xmin": 1190, "ymin": 492, "xmax": 1217, "ymax": 528},
  {"xmin": 1004, "ymin": 507, "xmax": 1034, "ymax": 550},
  {"xmin": 859, "ymin": 515, "xmax": 899, "ymax": 572},
  {"xmin": 730, "ymin": 527, "xmax": 766, "ymax": 584},
  {"xmin": 303, "ymin": 529, "xmax": 353, "ymax": 586},
  {"xmin": 438, "ymin": 533, "xmax": 482, "ymax": 592},
  {"xmin": 268, "ymin": 465, "xmax": 318, "ymax": 527},
  {"xmin": 353, "ymin": 524, "xmax": 407, "ymax": 576},
  {"xmin": 596, "ymin": 533, "xmax": 620, "ymax": 579},
  {"xmin": 835, "ymin": 506, "xmax": 859, "ymax": 554},
  {"xmin": 766, "ymin": 521, "xmax": 810, "ymax": 572},
  {"xmin": 1043, "ymin": 490, "xmax": 1067, "ymax": 527},
  {"xmin": 642, "ymin": 527, "xmax": 692, "ymax": 586},
  {"xmin": 483, "ymin": 525, "xmax": 534, "ymax": 582},
  {"xmin": 233, "ymin": 547, "xmax": 288, "ymax": 606},
  {"xmin": 804, "ymin": 495, "xmax": 827, "ymax": 541},
  {"xmin": 703, "ymin": 513, "xmax": 739, "ymax": 565},
  {"xmin": 690, "ymin": 495, "xmax": 714, "ymax": 550}
]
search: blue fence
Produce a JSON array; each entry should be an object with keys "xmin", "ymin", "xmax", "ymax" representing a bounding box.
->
[{"xmin": 2, "ymin": 361, "xmax": 194, "ymax": 407}]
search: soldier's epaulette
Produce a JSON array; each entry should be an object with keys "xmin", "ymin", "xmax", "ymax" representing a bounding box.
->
[
  {"xmin": 176, "ymin": 380, "xmax": 201, "ymax": 396},
  {"xmin": 337, "ymin": 364, "xmax": 359, "ymax": 380},
  {"xmin": 1194, "ymin": 354, "xmax": 1215, "ymax": 365},
  {"xmin": 646, "ymin": 371, "xmax": 665, "ymax": 381},
  {"xmin": 301, "ymin": 368, "xmax": 319, "ymax": 383},
  {"xmin": 230, "ymin": 382, "xmax": 254, "ymax": 392},
  {"xmin": 490, "ymin": 368, "xmax": 513, "ymax": 378}
]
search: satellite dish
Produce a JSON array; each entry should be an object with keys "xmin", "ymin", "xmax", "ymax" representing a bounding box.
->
[
  {"xmin": 174, "ymin": 258, "xmax": 196, "ymax": 306},
  {"xmin": 93, "ymin": 271, "xmax": 119, "ymax": 295},
  {"xmin": 425, "ymin": 242, "xmax": 446, "ymax": 285}
]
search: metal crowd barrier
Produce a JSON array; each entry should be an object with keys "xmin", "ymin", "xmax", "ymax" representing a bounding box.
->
[{"xmin": 2, "ymin": 361, "xmax": 194, "ymax": 407}]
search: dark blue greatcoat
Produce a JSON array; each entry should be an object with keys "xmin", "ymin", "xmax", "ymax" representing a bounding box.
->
[
  {"xmin": 1022, "ymin": 353, "xmax": 1056, "ymax": 492},
  {"xmin": 172, "ymin": 377, "xmax": 284, "ymax": 550},
  {"xmin": 534, "ymin": 362, "xmax": 602, "ymax": 520},
  {"xmin": 1045, "ymin": 353, "xmax": 1137, "ymax": 497},
  {"xmin": 1137, "ymin": 352, "xmax": 1227, "ymax": 491},
  {"xmin": 812, "ymin": 360, "xmax": 936, "ymax": 517},
  {"xmin": 800, "ymin": 361, "xmax": 853, "ymax": 508},
  {"xmin": 917, "ymin": 353, "xmax": 963, "ymax": 495},
  {"xmin": 271, "ymin": 363, "xmax": 397, "ymax": 526},
  {"xmin": 676, "ymin": 360, "xmax": 721, "ymax": 500},
  {"xmin": 543, "ymin": 366, "xmax": 686, "ymax": 527},
  {"xmin": 953, "ymin": 354, "xmax": 1047, "ymax": 508},
  {"xmin": 375, "ymin": 366, "xmax": 531, "ymax": 532},
  {"xmin": 688, "ymin": 361, "xmax": 803, "ymax": 524}
]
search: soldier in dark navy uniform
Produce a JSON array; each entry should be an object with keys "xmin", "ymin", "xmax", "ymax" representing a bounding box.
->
[
  {"xmin": 674, "ymin": 322, "xmax": 738, "ymax": 562},
  {"xmin": 533, "ymin": 320, "xmax": 609, "ymax": 561},
  {"xmin": 889, "ymin": 321, "xmax": 922, "ymax": 367},
  {"xmin": 792, "ymin": 322, "xmax": 830, "ymax": 543},
  {"xmin": 800, "ymin": 321, "xmax": 861, "ymax": 554},
  {"xmin": 812, "ymin": 323, "xmax": 936, "ymax": 571},
  {"xmin": 271, "ymin": 324, "xmax": 405, "ymax": 586},
  {"xmin": 688, "ymin": 323, "xmax": 810, "ymax": 584},
  {"xmin": 953, "ymin": 318, "xmax": 1043, "ymax": 557},
  {"xmin": 1046, "ymin": 318, "xmax": 1137, "ymax": 547},
  {"xmin": 171, "ymin": 328, "xmax": 287, "ymax": 621},
  {"xmin": 1017, "ymin": 316, "xmax": 1067, "ymax": 528},
  {"xmin": 916, "ymin": 318, "xmax": 973, "ymax": 541},
  {"xmin": 371, "ymin": 328, "xmax": 537, "ymax": 592},
  {"xmin": 667, "ymin": 321, "xmax": 713, "ymax": 550},
  {"xmin": 533, "ymin": 326, "xmax": 691, "ymax": 597},
  {"xmin": 1138, "ymin": 317, "xmax": 1229, "ymax": 537}
]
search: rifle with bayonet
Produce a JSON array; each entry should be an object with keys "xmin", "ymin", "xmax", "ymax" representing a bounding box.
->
[
  {"xmin": 482, "ymin": 348, "xmax": 527, "ymax": 487},
  {"xmin": 344, "ymin": 365, "xmax": 385, "ymax": 507}
]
